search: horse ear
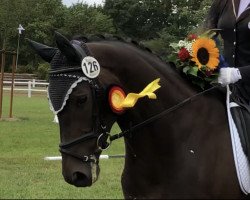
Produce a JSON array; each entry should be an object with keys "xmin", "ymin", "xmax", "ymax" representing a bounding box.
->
[
  {"xmin": 26, "ymin": 39, "xmax": 57, "ymax": 63},
  {"xmin": 54, "ymin": 31, "xmax": 80, "ymax": 62}
]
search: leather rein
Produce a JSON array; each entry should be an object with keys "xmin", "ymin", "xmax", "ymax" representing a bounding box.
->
[
  {"xmin": 110, "ymin": 85, "xmax": 218, "ymax": 142},
  {"xmin": 59, "ymin": 76, "xmax": 218, "ymax": 163}
]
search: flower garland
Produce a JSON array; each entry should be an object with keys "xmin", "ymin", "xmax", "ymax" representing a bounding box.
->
[{"xmin": 168, "ymin": 31, "xmax": 224, "ymax": 90}]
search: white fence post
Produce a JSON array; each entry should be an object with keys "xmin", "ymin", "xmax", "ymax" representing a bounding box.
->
[
  {"xmin": 32, "ymin": 79, "xmax": 35, "ymax": 87},
  {"xmin": 28, "ymin": 81, "xmax": 32, "ymax": 98}
]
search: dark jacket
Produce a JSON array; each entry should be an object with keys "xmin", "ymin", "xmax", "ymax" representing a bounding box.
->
[{"xmin": 206, "ymin": 0, "xmax": 250, "ymax": 100}]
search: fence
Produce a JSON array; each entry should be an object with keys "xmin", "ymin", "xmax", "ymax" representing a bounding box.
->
[{"xmin": 3, "ymin": 79, "xmax": 48, "ymax": 97}]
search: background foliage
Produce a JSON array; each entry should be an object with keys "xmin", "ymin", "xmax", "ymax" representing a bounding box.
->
[{"xmin": 0, "ymin": 0, "xmax": 212, "ymax": 75}]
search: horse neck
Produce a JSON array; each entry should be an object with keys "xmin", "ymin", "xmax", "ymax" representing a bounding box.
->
[
  {"xmin": 89, "ymin": 41, "xmax": 230, "ymax": 170},
  {"xmin": 88, "ymin": 41, "xmax": 202, "ymax": 139}
]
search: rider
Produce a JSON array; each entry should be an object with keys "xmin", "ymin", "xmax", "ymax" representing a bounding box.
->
[
  {"xmin": 204, "ymin": 0, "xmax": 250, "ymax": 158},
  {"xmin": 205, "ymin": 0, "xmax": 250, "ymax": 101}
]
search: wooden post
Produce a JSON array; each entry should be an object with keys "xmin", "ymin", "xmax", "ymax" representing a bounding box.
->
[
  {"xmin": 0, "ymin": 49, "xmax": 5, "ymax": 119},
  {"xmin": 9, "ymin": 53, "xmax": 16, "ymax": 118}
]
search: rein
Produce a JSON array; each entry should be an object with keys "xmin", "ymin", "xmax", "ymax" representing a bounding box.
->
[{"xmin": 110, "ymin": 85, "xmax": 219, "ymax": 142}]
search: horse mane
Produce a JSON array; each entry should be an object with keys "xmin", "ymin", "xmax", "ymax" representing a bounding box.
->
[
  {"xmin": 72, "ymin": 34, "xmax": 157, "ymax": 58},
  {"xmin": 71, "ymin": 34, "xmax": 224, "ymax": 96},
  {"xmin": 71, "ymin": 34, "xmax": 186, "ymax": 79}
]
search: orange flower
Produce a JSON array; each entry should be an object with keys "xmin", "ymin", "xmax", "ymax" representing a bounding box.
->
[{"xmin": 191, "ymin": 38, "xmax": 219, "ymax": 70}]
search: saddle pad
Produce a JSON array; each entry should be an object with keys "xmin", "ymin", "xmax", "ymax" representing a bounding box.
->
[{"xmin": 226, "ymin": 85, "xmax": 250, "ymax": 194}]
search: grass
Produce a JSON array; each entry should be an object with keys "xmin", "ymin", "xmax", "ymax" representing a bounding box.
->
[{"xmin": 0, "ymin": 92, "xmax": 125, "ymax": 199}]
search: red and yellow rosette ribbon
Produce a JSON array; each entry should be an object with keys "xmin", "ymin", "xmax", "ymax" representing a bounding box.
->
[{"xmin": 109, "ymin": 78, "xmax": 161, "ymax": 114}]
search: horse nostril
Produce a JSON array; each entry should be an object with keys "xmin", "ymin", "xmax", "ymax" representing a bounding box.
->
[{"xmin": 72, "ymin": 172, "xmax": 91, "ymax": 187}]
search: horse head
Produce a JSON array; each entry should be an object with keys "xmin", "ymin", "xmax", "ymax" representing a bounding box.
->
[{"xmin": 28, "ymin": 32, "xmax": 119, "ymax": 187}]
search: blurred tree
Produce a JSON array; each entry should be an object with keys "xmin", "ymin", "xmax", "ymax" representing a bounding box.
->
[
  {"xmin": 0, "ymin": 0, "xmax": 214, "ymax": 74},
  {"xmin": 61, "ymin": 3, "xmax": 115, "ymax": 37},
  {"xmin": 143, "ymin": 0, "xmax": 213, "ymax": 60},
  {"xmin": 103, "ymin": 0, "xmax": 171, "ymax": 39},
  {"xmin": 0, "ymin": 0, "xmax": 66, "ymax": 68},
  {"xmin": 0, "ymin": 0, "xmax": 65, "ymax": 48}
]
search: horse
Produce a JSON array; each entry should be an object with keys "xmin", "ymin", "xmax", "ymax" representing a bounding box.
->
[{"xmin": 28, "ymin": 32, "xmax": 248, "ymax": 199}]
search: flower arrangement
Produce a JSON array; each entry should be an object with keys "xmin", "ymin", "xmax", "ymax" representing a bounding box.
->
[{"xmin": 168, "ymin": 31, "xmax": 223, "ymax": 90}]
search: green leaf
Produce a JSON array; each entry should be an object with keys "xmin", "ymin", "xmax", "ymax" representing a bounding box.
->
[
  {"xmin": 200, "ymin": 29, "xmax": 217, "ymax": 39},
  {"xmin": 191, "ymin": 79, "xmax": 205, "ymax": 90},
  {"xmin": 183, "ymin": 66, "xmax": 191, "ymax": 74},
  {"xmin": 169, "ymin": 43, "xmax": 179, "ymax": 51},
  {"xmin": 167, "ymin": 54, "xmax": 177, "ymax": 63},
  {"xmin": 204, "ymin": 77, "xmax": 214, "ymax": 82},
  {"xmin": 188, "ymin": 66, "xmax": 199, "ymax": 76}
]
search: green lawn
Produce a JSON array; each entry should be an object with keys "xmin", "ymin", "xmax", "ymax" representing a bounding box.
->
[{"xmin": 0, "ymin": 92, "xmax": 125, "ymax": 199}]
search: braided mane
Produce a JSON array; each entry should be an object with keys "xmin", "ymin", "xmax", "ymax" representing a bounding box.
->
[
  {"xmin": 72, "ymin": 34, "xmax": 154, "ymax": 54},
  {"xmin": 70, "ymin": 34, "xmax": 208, "ymax": 92}
]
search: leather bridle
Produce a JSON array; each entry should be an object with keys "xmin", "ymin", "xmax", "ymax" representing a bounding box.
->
[
  {"xmin": 50, "ymin": 40, "xmax": 112, "ymax": 164},
  {"xmin": 58, "ymin": 79, "xmax": 112, "ymax": 164}
]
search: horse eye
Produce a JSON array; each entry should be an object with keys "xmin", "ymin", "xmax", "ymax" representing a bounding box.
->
[{"xmin": 77, "ymin": 96, "xmax": 87, "ymax": 106}]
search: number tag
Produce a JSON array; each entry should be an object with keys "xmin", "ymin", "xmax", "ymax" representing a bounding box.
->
[{"xmin": 81, "ymin": 56, "xmax": 101, "ymax": 79}]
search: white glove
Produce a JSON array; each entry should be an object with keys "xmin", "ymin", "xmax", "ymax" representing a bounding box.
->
[{"xmin": 218, "ymin": 67, "xmax": 242, "ymax": 86}]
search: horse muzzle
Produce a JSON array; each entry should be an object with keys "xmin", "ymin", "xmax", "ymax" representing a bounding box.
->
[
  {"xmin": 63, "ymin": 157, "xmax": 100, "ymax": 187},
  {"xmin": 59, "ymin": 128, "xmax": 111, "ymax": 187}
]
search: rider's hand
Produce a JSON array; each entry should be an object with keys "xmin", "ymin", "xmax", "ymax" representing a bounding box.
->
[{"xmin": 218, "ymin": 67, "xmax": 242, "ymax": 86}]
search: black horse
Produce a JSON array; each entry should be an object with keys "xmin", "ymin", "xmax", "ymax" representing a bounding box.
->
[{"xmin": 29, "ymin": 32, "xmax": 247, "ymax": 199}]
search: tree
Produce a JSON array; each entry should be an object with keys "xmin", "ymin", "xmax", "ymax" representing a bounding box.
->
[
  {"xmin": 103, "ymin": 0, "xmax": 171, "ymax": 40},
  {"xmin": 143, "ymin": 0, "xmax": 213, "ymax": 60},
  {"xmin": 23, "ymin": 0, "xmax": 66, "ymax": 67},
  {"xmin": 0, "ymin": 0, "xmax": 66, "ymax": 68},
  {"xmin": 61, "ymin": 3, "xmax": 115, "ymax": 37},
  {"xmin": 0, "ymin": 0, "xmax": 65, "ymax": 47},
  {"xmin": 0, "ymin": 0, "xmax": 214, "ymax": 74},
  {"xmin": 0, "ymin": 0, "xmax": 115, "ymax": 71}
]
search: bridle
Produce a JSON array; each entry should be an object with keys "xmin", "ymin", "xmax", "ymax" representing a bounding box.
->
[
  {"xmin": 58, "ymin": 79, "xmax": 112, "ymax": 164},
  {"xmin": 49, "ymin": 40, "xmax": 112, "ymax": 164}
]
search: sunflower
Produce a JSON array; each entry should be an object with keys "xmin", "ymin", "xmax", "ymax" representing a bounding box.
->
[{"xmin": 191, "ymin": 38, "xmax": 219, "ymax": 70}]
